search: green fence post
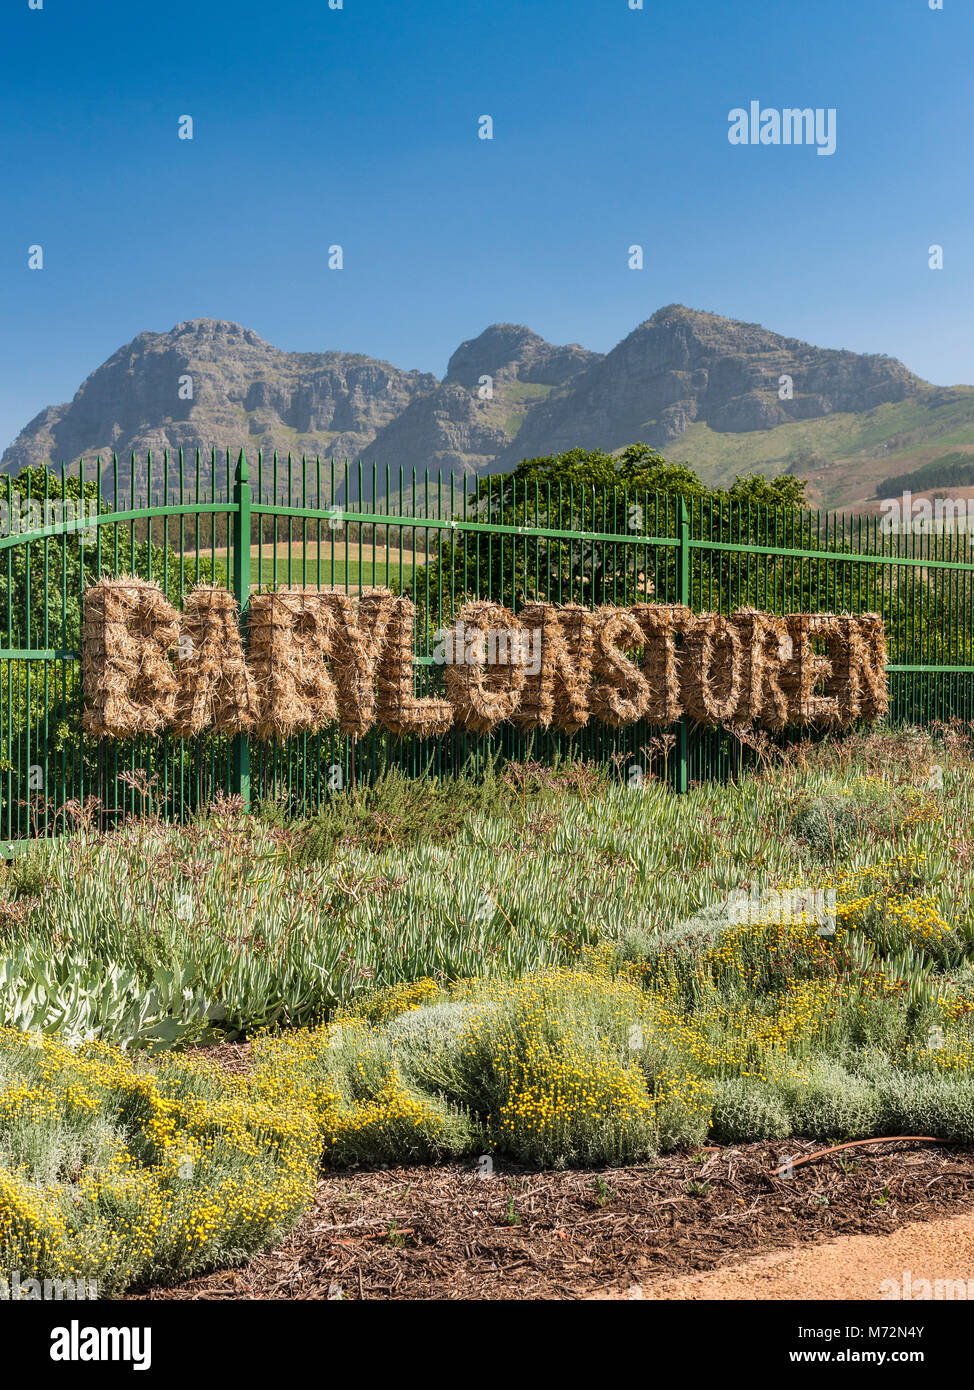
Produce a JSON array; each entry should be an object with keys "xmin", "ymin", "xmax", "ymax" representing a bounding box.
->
[
  {"xmin": 231, "ymin": 450, "xmax": 252, "ymax": 809},
  {"xmin": 676, "ymin": 497, "xmax": 690, "ymax": 794}
]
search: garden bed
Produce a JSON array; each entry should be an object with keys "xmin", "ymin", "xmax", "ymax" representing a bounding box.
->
[
  {"xmin": 132, "ymin": 1141, "xmax": 974, "ymax": 1301},
  {"xmin": 7, "ymin": 725, "xmax": 974, "ymax": 1299}
]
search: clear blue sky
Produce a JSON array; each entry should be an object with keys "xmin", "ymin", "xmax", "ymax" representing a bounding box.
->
[{"xmin": 2, "ymin": 0, "xmax": 970, "ymax": 453}]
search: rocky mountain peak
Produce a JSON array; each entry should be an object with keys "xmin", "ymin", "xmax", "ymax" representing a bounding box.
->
[
  {"xmin": 1, "ymin": 309, "xmax": 943, "ymax": 508},
  {"xmin": 495, "ymin": 307, "xmax": 927, "ymax": 468},
  {"xmin": 168, "ymin": 319, "xmax": 270, "ymax": 349},
  {"xmin": 445, "ymin": 322, "xmax": 597, "ymax": 389}
]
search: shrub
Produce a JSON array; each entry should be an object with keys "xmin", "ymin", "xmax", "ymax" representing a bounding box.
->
[
  {"xmin": 878, "ymin": 1072, "xmax": 974, "ymax": 1143},
  {"xmin": 336, "ymin": 978, "xmax": 442, "ymax": 1027},
  {"xmin": 248, "ymin": 1015, "xmax": 484, "ymax": 1167},
  {"xmin": 791, "ymin": 794, "xmax": 862, "ymax": 857},
  {"xmin": 783, "ymin": 1066, "xmax": 884, "ymax": 1139},
  {"xmin": 311, "ymin": 971, "xmax": 705, "ymax": 1166},
  {"xmin": 787, "ymin": 778, "xmax": 933, "ymax": 862},
  {"xmin": 656, "ymin": 1087, "xmax": 714, "ymax": 1150},
  {"xmin": 381, "ymin": 1000, "xmax": 495, "ymax": 1092},
  {"xmin": 710, "ymin": 1079, "xmax": 791, "ymax": 1143},
  {"xmin": 383, "ymin": 1000, "xmax": 477, "ymax": 1050},
  {"xmin": 247, "ymin": 973, "xmax": 673, "ymax": 1169},
  {"xmin": 0, "ymin": 1028, "xmax": 317, "ymax": 1296},
  {"xmin": 4, "ymin": 855, "xmax": 51, "ymax": 901},
  {"xmin": 269, "ymin": 766, "xmax": 523, "ymax": 858}
]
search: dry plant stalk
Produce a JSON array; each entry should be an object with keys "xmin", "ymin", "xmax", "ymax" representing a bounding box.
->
[
  {"xmin": 731, "ymin": 607, "xmax": 790, "ymax": 730},
  {"xmin": 443, "ymin": 600, "xmax": 526, "ymax": 733},
  {"xmin": 171, "ymin": 584, "xmax": 258, "ymax": 737},
  {"xmin": 81, "ymin": 576, "xmax": 180, "ymax": 738},
  {"xmin": 681, "ymin": 613, "xmax": 745, "ymax": 726},
  {"xmin": 630, "ymin": 602, "xmax": 693, "ymax": 723},
  {"xmin": 247, "ymin": 588, "xmax": 338, "ymax": 740},
  {"xmin": 318, "ymin": 587, "xmax": 397, "ymax": 738},
  {"xmin": 376, "ymin": 595, "xmax": 453, "ymax": 737},
  {"xmin": 589, "ymin": 606, "xmax": 652, "ymax": 727},
  {"xmin": 511, "ymin": 602, "xmax": 593, "ymax": 733},
  {"xmin": 781, "ymin": 612, "xmax": 841, "ymax": 724}
]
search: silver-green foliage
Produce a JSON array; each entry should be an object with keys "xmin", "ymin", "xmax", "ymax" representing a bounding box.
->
[{"xmin": 0, "ymin": 947, "xmax": 220, "ymax": 1050}]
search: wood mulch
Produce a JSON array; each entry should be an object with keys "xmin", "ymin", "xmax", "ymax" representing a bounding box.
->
[{"xmin": 130, "ymin": 1139, "xmax": 974, "ymax": 1301}]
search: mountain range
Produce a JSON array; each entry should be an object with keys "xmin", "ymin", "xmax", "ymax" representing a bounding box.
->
[{"xmin": 6, "ymin": 305, "xmax": 974, "ymax": 512}]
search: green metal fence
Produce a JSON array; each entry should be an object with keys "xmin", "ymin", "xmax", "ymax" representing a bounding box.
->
[{"xmin": 2, "ymin": 448, "xmax": 973, "ymax": 846}]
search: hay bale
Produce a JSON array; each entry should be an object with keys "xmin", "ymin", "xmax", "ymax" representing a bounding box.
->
[
  {"xmin": 730, "ymin": 607, "xmax": 791, "ymax": 729},
  {"xmin": 825, "ymin": 612, "xmax": 889, "ymax": 726},
  {"xmin": 443, "ymin": 601, "xmax": 526, "ymax": 733},
  {"xmin": 630, "ymin": 602, "xmax": 693, "ymax": 724},
  {"xmin": 779, "ymin": 613, "xmax": 841, "ymax": 726},
  {"xmin": 510, "ymin": 602, "xmax": 593, "ymax": 733},
  {"xmin": 589, "ymin": 606, "xmax": 652, "ymax": 727},
  {"xmin": 376, "ymin": 595, "xmax": 453, "ymax": 738},
  {"xmin": 318, "ymin": 587, "xmax": 397, "ymax": 738},
  {"xmin": 81, "ymin": 576, "xmax": 180, "ymax": 739},
  {"xmin": 681, "ymin": 614, "xmax": 745, "ymax": 727},
  {"xmin": 171, "ymin": 584, "xmax": 258, "ymax": 737},
  {"xmin": 247, "ymin": 588, "xmax": 338, "ymax": 741}
]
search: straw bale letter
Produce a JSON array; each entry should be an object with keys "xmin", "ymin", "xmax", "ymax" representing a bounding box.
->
[
  {"xmin": 81, "ymin": 577, "xmax": 180, "ymax": 739},
  {"xmin": 172, "ymin": 584, "xmax": 259, "ymax": 736},
  {"xmin": 589, "ymin": 606, "xmax": 652, "ymax": 727},
  {"xmin": 376, "ymin": 595, "xmax": 453, "ymax": 737},
  {"xmin": 443, "ymin": 601, "xmax": 526, "ymax": 733}
]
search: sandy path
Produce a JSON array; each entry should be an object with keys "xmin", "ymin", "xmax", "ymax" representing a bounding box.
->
[{"xmin": 600, "ymin": 1213, "xmax": 974, "ymax": 1300}]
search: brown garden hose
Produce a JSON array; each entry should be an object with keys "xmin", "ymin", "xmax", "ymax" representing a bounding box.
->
[{"xmin": 770, "ymin": 1135, "xmax": 957, "ymax": 1177}]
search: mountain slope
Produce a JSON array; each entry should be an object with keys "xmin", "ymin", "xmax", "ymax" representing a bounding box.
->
[
  {"xmin": 493, "ymin": 305, "xmax": 925, "ymax": 468},
  {"xmin": 5, "ymin": 306, "xmax": 974, "ymax": 511},
  {"xmin": 363, "ymin": 324, "xmax": 598, "ymax": 476},
  {"xmin": 660, "ymin": 387, "xmax": 974, "ymax": 511},
  {"xmin": 1, "ymin": 319, "xmax": 440, "ymax": 486}
]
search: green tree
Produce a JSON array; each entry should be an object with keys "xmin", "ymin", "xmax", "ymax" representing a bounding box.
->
[
  {"xmin": 0, "ymin": 467, "xmax": 227, "ymax": 835},
  {"xmin": 407, "ymin": 444, "xmax": 810, "ymax": 636},
  {"xmin": 409, "ymin": 444, "xmax": 967, "ymax": 671}
]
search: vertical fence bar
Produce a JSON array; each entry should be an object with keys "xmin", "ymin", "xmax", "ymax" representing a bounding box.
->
[
  {"xmin": 12, "ymin": 453, "xmax": 974, "ymax": 846},
  {"xmin": 675, "ymin": 497, "xmax": 690, "ymax": 793},
  {"xmin": 230, "ymin": 450, "xmax": 251, "ymax": 808}
]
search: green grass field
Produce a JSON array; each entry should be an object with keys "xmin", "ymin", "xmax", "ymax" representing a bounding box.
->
[
  {"xmin": 185, "ymin": 541, "xmax": 426, "ymax": 592},
  {"xmin": 251, "ymin": 555, "xmax": 418, "ymax": 590}
]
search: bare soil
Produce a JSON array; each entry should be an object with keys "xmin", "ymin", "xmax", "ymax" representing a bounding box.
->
[
  {"xmin": 633, "ymin": 1211, "xmax": 974, "ymax": 1300},
  {"xmin": 131, "ymin": 1139, "xmax": 974, "ymax": 1301}
]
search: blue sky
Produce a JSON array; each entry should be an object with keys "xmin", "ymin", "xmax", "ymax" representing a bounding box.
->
[{"xmin": 1, "ymin": 0, "xmax": 969, "ymax": 454}]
